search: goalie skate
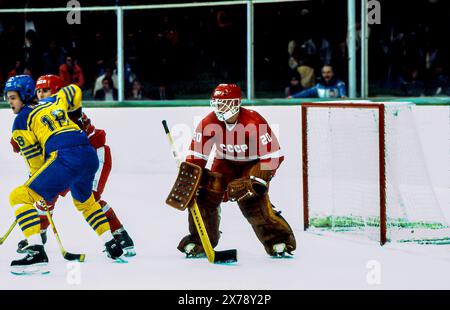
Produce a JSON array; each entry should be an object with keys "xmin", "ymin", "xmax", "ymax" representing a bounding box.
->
[
  {"xmin": 183, "ymin": 243, "xmax": 206, "ymax": 258},
  {"xmin": 271, "ymin": 243, "xmax": 293, "ymax": 258}
]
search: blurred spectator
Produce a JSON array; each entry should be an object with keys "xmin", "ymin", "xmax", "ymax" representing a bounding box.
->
[
  {"xmin": 23, "ymin": 30, "xmax": 41, "ymax": 77},
  {"xmin": 428, "ymin": 65, "xmax": 450, "ymax": 95},
  {"xmin": 399, "ymin": 66, "xmax": 425, "ymax": 97},
  {"xmin": 8, "ymin": 59, "xmax": 26, "ymax": 78},
  {"xmin": 93, "ymin": 65, "xmax": 118, "ymax": 96},
  {"xmin": 285, "ymin": 72, "xmax": 303, "ymax": 98},
  {"xmin": 288, "ymin": 56, "xmax": 299, "ymax": 72},
  {"xmin": 92, "ymin": 31, "xmax": 109, "ymax": 75},
  {"xmin": 42, "ymin": 39, "xmax": 66, "ymax": 75},
  {"xmin": 297, "ymin": 50, "xmax": 316, "ymax": 88},
  {"xmin": 24, "ymin": 14, "xmax": 36, "ymax": 36},
  {"xmin": 59, "ymin": 54, "xmax": 85, "ymax": 88},
  {"xmin": 65, "ymin": 30, "xmax": 82, "ymax": 59},
  {"xmin": 287, "ymin": 40, "xmax": 298, "ymax": 60},
  {"xmin": 302, "ymin": 33, "xmax": 332, "ymax": 71},
  {"xmin": 297, "ymin": 60, "xmax": 315, "ymax": 89},
  {"xmin": 127, "ymin": 79, "xmax": 148, "ymax": 100},
  {"xmin": 288, "ymin": 41, "xmax": 315, "ymax": 89},
  {"xmin": 95, "ymin": 77, "xmax": 118, "ymax": 101},
  {"xmin": 125, "ymin": 59, "xmax": 137, "ymax": 92},
  {"xmin": 23, "ymin": 67, "xmax": 32, "ymax": 76},
  {"xmin": 419, "ymin": 40, "xmax": 441, "ymax": 73},
  {"xmin": 290, "ymin": 65, "xmax": 346, "ymax": 98},
  {"xmin": 125, "ymin": 31, "xmax": 139, "ymax": 67}
]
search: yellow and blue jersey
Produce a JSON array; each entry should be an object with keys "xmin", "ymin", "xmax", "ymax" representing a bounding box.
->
[
  {"xmin": 46, "ymin": 83, "xmax": 83, "ymax": 114},
  {"xmin": 9, "ymin": 82, "xmax": 108, "ymax": 237},
  {"xmin": 12, "ymin": 84, "xmax": 88, "ymax": 175}
]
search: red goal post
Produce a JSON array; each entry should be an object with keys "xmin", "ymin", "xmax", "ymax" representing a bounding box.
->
[{"xmin": 302, "ymin": 102, "xmax": 387, "ymax": 245}]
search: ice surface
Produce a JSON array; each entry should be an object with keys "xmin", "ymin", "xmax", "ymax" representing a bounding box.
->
[{"xmin": 0, "ymin": 106, "xmax": 449, "ymax": 289}]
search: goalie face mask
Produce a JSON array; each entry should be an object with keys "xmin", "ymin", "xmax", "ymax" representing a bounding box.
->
[{"xmin": 210, "ymin": 83, "xmax": 242, "ymax": 122}]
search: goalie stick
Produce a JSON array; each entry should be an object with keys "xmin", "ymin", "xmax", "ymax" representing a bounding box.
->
[{"xmin": 162, "ymin": 120, "xmax": 238, "ymax": 264}]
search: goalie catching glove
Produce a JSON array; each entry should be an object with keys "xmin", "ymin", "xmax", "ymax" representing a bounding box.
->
[{"xmin": 227, "ymin": 163, "xmax": 275, "ymax": 202}]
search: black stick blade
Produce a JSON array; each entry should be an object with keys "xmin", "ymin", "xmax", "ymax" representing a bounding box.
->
[
  {"xmin": 162, "ymin": 120, "xmax": 170, "ymax": 134},
  {"xmin": 214, "ymin": 249, "xmax": 238, "ymax": 264},
  {"xmin": 64, "ymin": 252, "xmax": 86, "ymax": 262}
]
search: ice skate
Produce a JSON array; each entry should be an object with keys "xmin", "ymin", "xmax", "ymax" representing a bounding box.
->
[
  {"xmin": 113, "ymin": 228, "xmax": 136, "ymax": 257},
  {"xmin": 270, "ymin": 243, "xmax": 293, "ymax": 258},
  {"xmin": 11, "ymin": 244, "xmax": 50, "ymax": 276},
  {"xmin": 104, "ymin": 238, "xmax": 127, "ymax": 263},
  {"xmin": 183, "ymin": 243, "xmax": 206, "ymax": 258}
]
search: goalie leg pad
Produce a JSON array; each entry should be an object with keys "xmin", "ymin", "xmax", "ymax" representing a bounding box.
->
[
  {"xmin": 177, "ymin": 170, "xmax": 226, "ymax": 255},
  {"xmin": 237, "ymin": 193, "xmax": 296, "ymax": 256}
]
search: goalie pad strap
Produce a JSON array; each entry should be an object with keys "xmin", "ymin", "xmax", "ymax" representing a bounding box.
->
[
  {"xmin": 250, "ymin": 176, "xmax": 267, "ymax": 187},
  {"xmin": 247, "ymin": 162, "xmax": 275, "ymax": 183}
]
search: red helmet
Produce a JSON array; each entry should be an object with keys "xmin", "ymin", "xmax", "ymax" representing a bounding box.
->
[
  {"xmin": 210, "ymin": 83, "xmax": 242, "ymax": 121},
  {"xmin": 36, "ymin": 74, "xmax": 63, "ymax": 95}
]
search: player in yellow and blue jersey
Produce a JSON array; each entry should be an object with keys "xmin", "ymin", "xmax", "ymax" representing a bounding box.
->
[
  {"xmin": 5, "ymin": 75, "xmax": 124, "ymax": 275},
  {"xmin": 11, "ymin": 74, "xmax": 135, "ymax": 257}
]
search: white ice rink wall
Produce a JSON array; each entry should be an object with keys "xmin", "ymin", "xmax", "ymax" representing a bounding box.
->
[{"xmin": 1, "ymin": 105, "xmax": 448, "ymax": 229}]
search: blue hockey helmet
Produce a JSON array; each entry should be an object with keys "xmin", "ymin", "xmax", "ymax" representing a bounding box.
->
[{"xmin": 4, "ymin": 75, "xmax": 36, "ymax": 104}]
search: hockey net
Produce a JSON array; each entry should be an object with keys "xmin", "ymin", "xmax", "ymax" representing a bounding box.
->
[{"xmin": 302, "ymin": 102, "xmax": 450, "ymax": 245}]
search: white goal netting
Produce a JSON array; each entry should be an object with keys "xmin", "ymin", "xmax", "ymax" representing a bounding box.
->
[{"xmin": 304, "ymin": 102, "xmax": 450, "ymax": 244}]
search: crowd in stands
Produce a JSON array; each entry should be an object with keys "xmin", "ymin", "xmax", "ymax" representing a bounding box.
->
[
  {"xmin": 0, "ymin": 0, "xmax": 449, "ymax": 100},
  {"xmin": 0, "ymin": 10, "xmax": 148, "ymax": 101},
  {"xmin": 283, "ymin": 0, "xmax": 450, "ymax": 98}
]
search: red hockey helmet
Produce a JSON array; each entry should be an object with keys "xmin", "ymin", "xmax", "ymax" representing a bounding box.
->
[
  {"xmin": 210, "ymin": 83, "xmax": 242, "ymax": 121},
  {"xmin": 36, "ymin": 74, "xmax": 63, "ymax": 95}
]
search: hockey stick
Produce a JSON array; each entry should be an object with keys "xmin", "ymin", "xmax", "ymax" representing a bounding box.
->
[
  {"xmin": 162, "ymin": 120, "xmax": 237, "ymax": 264},
  {"xmin": 42, "ymin": 202, "xmax": 86, "ymax": 262},
  {"xmin": 0, "ymin": 220, "xmax": 17, "ymax": 245}
]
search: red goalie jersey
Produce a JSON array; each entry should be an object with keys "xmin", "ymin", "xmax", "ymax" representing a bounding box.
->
[{"xmin": 186, "ymin": 107, "xmax": 284, "ymax": 171}]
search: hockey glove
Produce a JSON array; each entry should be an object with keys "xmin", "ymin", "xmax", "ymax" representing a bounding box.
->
[
  {"xmin": 10, "ymin": 138, "xmax": 20, "ymax": 153},
  {"xmin": 227, "ymin": 176, "xmax": 268, "ymax": 202}
]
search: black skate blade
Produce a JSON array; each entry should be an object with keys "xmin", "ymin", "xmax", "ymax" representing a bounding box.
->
[
  {"xmin": 11, "ymin": 263, "xmax": 50, "ymax": 276},
  {"xmin": 113, "ymin": 257, "xmax": 128, "ymax": 264},
  {"xmin": 105, "ymin": 253, "xmax": 128, "ymax": 264},
  {"xmin": 105, "ymin": 254, "xmax": 128, "ymax": 264},
  {"xmin": 270, "ymin": 253, "xmax": 294, "ymax": 259},
  {"xmin": 213, "ymin": 249, "xmax": 238, "ymax": 264}
]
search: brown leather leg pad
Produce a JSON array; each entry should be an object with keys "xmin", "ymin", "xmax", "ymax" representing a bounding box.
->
[
  {"xmin": 177, "ymin": 170, "xmax": 226, "ymax": 254},
  {"xmin": 238, "ymin": 194, "xmax": 296, "ymax": 255}
]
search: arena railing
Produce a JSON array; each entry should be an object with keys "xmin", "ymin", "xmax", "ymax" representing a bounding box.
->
[
  {"xmin": 2, "ymin": 98, "xmax": 449, "ymax": 109},
  {"xmin": 0, "ymin": 0, "xmax": 306, "ymax": 103}
]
